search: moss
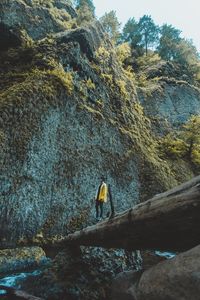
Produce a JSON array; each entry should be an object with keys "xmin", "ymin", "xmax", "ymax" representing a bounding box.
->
[
  {"xmin": 100, "ymin": 73, "xmax": 113, "ymax": 85},
  {"xmin": 0, "ymin": 60, "xmax": 74, "ymax": 162},
  {"xmin": 85, "ymin": 78, "xmax": 95, "ymax": 90},
  {"xmin": 77, "ymin": 103, "xmax": 104, "ymax": 120},
  {"xmin": 47, "ymin": 68, "xmax": 74, "ymax": 95},
  {"xmin": 67, "ymin": 208, "xmax": 90, "ymax": 233}
]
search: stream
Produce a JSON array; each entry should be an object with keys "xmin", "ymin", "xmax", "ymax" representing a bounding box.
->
[{"xmin": 0, "ymin": 250, "xmax": 176, "ymax": 297}]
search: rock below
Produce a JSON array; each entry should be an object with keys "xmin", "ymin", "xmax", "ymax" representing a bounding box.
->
[
  {"xmin": 0, "ymin": 247, "xmax": 46, "ymax": 274},
  {"xmin": 112, "ymin": 244, "xmax": 200, "ymax": 300}
]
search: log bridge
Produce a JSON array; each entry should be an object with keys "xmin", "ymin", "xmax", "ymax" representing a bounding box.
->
[{"xmin": 40, "ymin": 175, "xmax": 200, "ymax": 252}]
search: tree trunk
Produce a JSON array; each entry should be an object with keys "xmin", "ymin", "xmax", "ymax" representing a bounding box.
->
[
  {"xmin": 145, "ymin": 33, "xmax": 148, "ymax": 55},
  {"xmin": 188, "ymin": 139, "xmax": 194, "ymax": 159},
  {"xmin": 41, "ymin": 176, "xmax": 200, "ymax": 252}
]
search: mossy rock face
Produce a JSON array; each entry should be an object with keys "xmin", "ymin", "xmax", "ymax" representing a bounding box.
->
[
  {"xmin": 138, "ymin": 80, "xmax": 200, "ymax": 131},
  {"xmin": 0, "ymin": 13, "xmax": 197, "ymax": 248},
  {"xmin": 0, "ymin": 0, "xmax": 77, "ymax": 47}
]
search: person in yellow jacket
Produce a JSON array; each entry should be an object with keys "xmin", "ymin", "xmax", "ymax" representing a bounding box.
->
[{"xmin": 95, "ymin": 176, "xmax": 108, "ymax": 220}]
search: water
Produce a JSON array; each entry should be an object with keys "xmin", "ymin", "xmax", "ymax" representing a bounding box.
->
[
  {"xmin": 0, "ymin": 270, "xmax": 41, "ymax": 295},
  {"xmin": 155, "ymin": 250, "xmax": 176, "ymax": 259}
]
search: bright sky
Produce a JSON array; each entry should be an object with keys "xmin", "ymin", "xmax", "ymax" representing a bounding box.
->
[{"xmin": 93, "ymin": 0, "xmax": 200, "ymax": 52}]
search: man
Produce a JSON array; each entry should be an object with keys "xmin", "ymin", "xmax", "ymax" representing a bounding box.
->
[{"xmin": 95, "ymin": 177, "xmax": 108, "ymax": 220}]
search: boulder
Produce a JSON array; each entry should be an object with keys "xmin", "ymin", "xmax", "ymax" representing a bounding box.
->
[
  {"xmin": 112, "ymin": 245, "xmax": 200, "ymax": 300},
  {"xmin": 55, "ymin": 21, "xmax": 110, "ymax": 60},
  {"xmin": 111, "ymin": 270, "xmax": 143, "ymax": 300},
  {"xmin": 137, "ymin": 244, "xmax": 200, "ymax": 300}
]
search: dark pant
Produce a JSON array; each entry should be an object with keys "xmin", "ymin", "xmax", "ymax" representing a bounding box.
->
[{"xmin": 96, "ymin": 200, "xmax": 103, "ymax": 218}]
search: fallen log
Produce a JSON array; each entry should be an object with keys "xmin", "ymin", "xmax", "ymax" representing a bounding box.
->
[
  {"xmin": 40, "ymin": 175, "xmax": 200, "ymax": 252},
  {"xmin": 0, "ymin": 285, "xmax": 43, "ymax": 299}
]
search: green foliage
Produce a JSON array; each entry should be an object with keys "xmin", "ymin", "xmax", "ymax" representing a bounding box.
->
[
  {"xmin": 138, "ymin": 15, "xmax": 159, "ymax": 55},
  {"xmin": 157, "ymin": 24, "xmax": 182, "ymax": 60},
  {"xmin": 49, "ymin": 6, "xmax": 76, "ymax": 29},
  {"xmin": 85, "ymin": 78, "xmax": 95, "ymax": 89},
  {"xmin": 136, "ymin": 52, "xmax": 161, "ymax": 69},
  {"xmin": 192, "ymin": 145, "xmax": 200, "ymax": 165},
  {"xmin": 159, "ymin": 116, "xmax": 200, "ymax": 166},
  {"xmin": 100, "ymin": 10, "xmax": 121, "ymax": 43},
  {"xmin": 28, "ymin": 0, "xmax": 54, "ymax": 7},
  {"xmin": 123, "ymin": 65, "xmax": 136, "ymax": 83},
  {"xmin": 75, "ymin": 0, "xmax": 95, "ymax": 24},
  {"xmin": 159, "ymin": 134, "xmax": 187, "ymax": 158},
  {"xmin": 121, "ymin": 17, "xmax": 141, "ymax": 47},
  {"xmin": 100, "ymin": 73, "xmax": 113, "ymax": 85},
  {"xmin": 115, "ymin": 43, "xmax": 131, "ymax": 64},
  {"xmin": 95, "ymin": 46, "xmax": 112, "ymax": 73},
  {"xmin": 116, "ymin": 80, "xmax": 129, "ymax": 99},
  {"xmin": 48, "ymin": 68, "xmax": 74, "ymax": 94},
  {"xmin": 121, "ymin": 15, "xmax": 159, "ymax": 56},
  {"xmin": 137, "ymin": 73, "xmax": 148, "ymax": 87},
  {"xmin": 95, "ymin": 46, "xmax": 110, "ymax": 60},
  {"xmin": 175, "ymin": 39, "xmax": 200, "ymax": 69},
  {"xmin": 120, "ymin": 15, "xmax": 200, "ymax": 84},
  {"xmin": 181, "ymin": 115, "xmax": 200, "ymax": 160},
  {"xmin": 75, "ymin": 0, "xmax": 95, "ymax": 14}
]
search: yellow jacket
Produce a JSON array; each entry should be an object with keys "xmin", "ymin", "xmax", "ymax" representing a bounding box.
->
[{"xmin": 96, "ymin": 182, "xmax": 108, "ymax": 202}]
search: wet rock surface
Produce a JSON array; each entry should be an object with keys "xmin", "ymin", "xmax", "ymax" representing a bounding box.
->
[
  {"xmin": 0, "ymin": 247, "xmax": 47, "ymax": 274},
  {"xmin": 20, "ymin": 246, "xmax": 142, "ymax": 300}
]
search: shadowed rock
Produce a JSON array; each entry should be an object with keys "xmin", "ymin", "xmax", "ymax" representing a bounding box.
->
[
  {"xmin": 112, "ymin": 244, "xmax": 200, "ymax": 300},
  {"xmin": 55, "ymin": 22, "xmax": 110, "ymax": 60},
  {"xmin": 0, "ymin": 285, "xmax": 43, "ymax": 299},
  {"xmin": 0, "ymin": 247, "xmax": 46, "ymax": 274}
]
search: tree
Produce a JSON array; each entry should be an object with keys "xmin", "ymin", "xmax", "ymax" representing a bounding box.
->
[
  {"xmin": 181, "ymin": 115, "xmax": 200, "ymax": 160},
  {"xmin": 175, "ymin": 39, "xmax": 200, "ymax": 68},
  {"xmin": 157, "ymin": 24, "xmax": 182, "ymax": 60},
  {"xmin": 74, "ymin": 0, "xmax": 95, "ymax": 16},
  {"xmin": 138, "ymin": 15, "xmax": 159, "ymax": 55},
  {"xmin": 121, "ymin": 17, "xmax": 141, "ymax": 47},
  {"xmin": 100, "ymin": 10, "xmax": 121, "ymax": 43},
  {"xmin": 75, "ymin": 0, "xmax": 95, "ymax": 25}
]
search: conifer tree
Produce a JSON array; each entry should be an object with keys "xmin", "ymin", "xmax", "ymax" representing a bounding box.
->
[
  {"xmin": 75, "ymin": 0, "xmax": 95, "ymax": 25},
  {"xmin": 138, "ymin": 15, "xmax": 159, "ymax": 55},
  {"xmin": 122, "ymin": 17, "xmax": 141, "ymax": 48},
  {"xmin": 100, "ymin": 10, "xmax": 121, "ymax": 43},
  {"xmin": 157, "ymin": 24, "xmax": 181, "ymax": 60}
]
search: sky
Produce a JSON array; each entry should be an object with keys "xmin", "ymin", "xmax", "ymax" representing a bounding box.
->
[{"xmin": 93, "ymin": 0, "xmax": 200, "ymax": 52}]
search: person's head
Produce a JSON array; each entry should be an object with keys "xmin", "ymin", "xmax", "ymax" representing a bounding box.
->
[{"xmin": 101, "ymin": 176, "xmax": 106, "ymax": 182}]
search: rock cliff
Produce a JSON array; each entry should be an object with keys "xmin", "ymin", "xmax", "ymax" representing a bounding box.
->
[
  {"xmin": 137, "ymin": 61, "xmax": 200, "ymax": 133},
  {"xmin": 1, "ymin": 2, "xmax": 200, "ymax": 300},
  {"xmin": 0, "ymin": 1, "xmax": 199, "ymax": 249}
]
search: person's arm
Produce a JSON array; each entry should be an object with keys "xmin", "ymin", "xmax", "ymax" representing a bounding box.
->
[
  {"xmin": 108, "ymin": 184, "xmax": 115, "ymax": 218},
  {"xmin": 94, "ymin": 184, "xmax": 101, "ymax": 202}
]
